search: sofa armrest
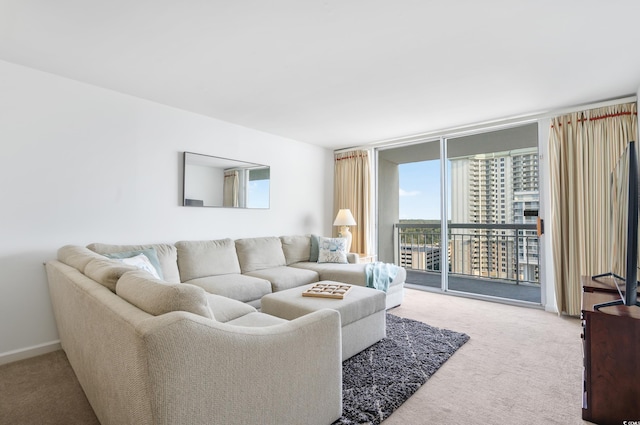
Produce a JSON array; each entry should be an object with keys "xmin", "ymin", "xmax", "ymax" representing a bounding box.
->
[
  {"xmin": 347, "ymin": 252, "xmax": 359, "ymax": 264},
  {"xmin": 137, "ymin": 309, "xmax": 342, "ymax": 425}
]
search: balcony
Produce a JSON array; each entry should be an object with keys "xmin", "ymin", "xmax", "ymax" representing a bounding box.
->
[
  {"xmin": 404, "ymin": 270, "xmax": 541, "ymax": 303},
  {"xmin": 395, "ymin": 222, "xmax": 540, "ymax": 304}
]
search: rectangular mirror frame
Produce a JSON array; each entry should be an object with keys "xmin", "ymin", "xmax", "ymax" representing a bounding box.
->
[{"xmin": 183, "ymin": 151, "xmax": 270, "ymax": 209}]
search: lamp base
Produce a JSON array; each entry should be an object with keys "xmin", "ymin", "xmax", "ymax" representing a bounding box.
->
[{"xmin": 338, "ymin": 226, "xmax": 353, "ymax": 253}]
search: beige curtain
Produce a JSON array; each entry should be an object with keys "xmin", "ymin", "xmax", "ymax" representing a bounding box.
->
[
  {"xmin": 223, "ymin": 170, "xmax": 239, "ymax": 207},
  {"xmin": 334, "ymin": 150, "xmax": 371, "ymax": 254},
  {"xmin": 549, "ymin": 102, "xmax": 637, "ymax": 315}
]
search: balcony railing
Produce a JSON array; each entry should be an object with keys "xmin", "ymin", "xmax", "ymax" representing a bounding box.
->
[{"xmin": 394, "ymin": 222, "xmax": 539, "ymax": 285}]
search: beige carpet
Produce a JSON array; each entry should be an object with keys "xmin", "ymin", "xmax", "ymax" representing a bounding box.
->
[
  {"xmin": 0, "ymin": 349, "xmax": 99, "ymax": 425},
  {"xmin": 0, "ymin": 288, "xmax": 588, "ymax": 425},
  {"xmin": 385, "ymin": 288, "xmax": 588, "ymax": 425}
]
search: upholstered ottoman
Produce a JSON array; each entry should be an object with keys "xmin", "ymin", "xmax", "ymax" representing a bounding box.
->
[{"xmin": 261, "ymin": 281, "xmax": 386, "ymax": 360}]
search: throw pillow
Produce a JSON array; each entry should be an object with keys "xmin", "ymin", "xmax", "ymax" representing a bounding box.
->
[
  {"xmin": 309, "ymin": 234, "xmax": 320, "ymax": 262},
  {"xmin": 317, "ymin": 237, "xmax": 348, "ymax": 264},
  {"xmin": 117, "ymin": 253, "xmax": 161, "ymax": 280},
  {"xmin": 88, "ymin": 243, "xmax": 179, "ymax": 282},
  {"xmin": 104, "ymin": 248, "xmax": 164, "ymax": 280}
]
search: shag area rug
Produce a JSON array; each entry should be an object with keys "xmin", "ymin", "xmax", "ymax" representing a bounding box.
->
[{"xmin": 333, "ymin": 313, "xmax": 470, "ymax": 425}]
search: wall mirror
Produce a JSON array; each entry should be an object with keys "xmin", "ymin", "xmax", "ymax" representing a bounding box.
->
[{"xmin": 183, "ymin": 152, "xmax": 270, "ymax": 208}]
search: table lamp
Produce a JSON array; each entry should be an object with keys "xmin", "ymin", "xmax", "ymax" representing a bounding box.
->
[{"xmin": 333, "ymin": 209, "xmax": 357, "ymax": 252}]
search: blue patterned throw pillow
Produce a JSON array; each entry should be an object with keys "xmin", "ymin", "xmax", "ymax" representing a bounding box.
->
[{"xmin": 317, "ymin": 237, "xmax": 348, "ymax": 263}]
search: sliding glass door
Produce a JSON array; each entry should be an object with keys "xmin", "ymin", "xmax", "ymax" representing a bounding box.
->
[
  {"xmin": 378, "ymin": 139, "xmax": 444, "ymax": 289},
  {"xmin": 446, "ymin": 124, "xmax": 540, "ymax": 302},
  {"xmin": 377, "ymin": 122, "xmax": 542, "ymax": 304}
]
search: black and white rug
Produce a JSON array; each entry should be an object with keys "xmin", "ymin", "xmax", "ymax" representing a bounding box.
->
[{"xmin": 333, "ymin": 314, "xmax": 470, "ymax": 425}]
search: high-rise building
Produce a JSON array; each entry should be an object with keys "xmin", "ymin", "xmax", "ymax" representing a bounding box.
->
[
  {"xmin": 399, "ymin": 244, "xmax": 441, "ymax": 271},
  {"xmin": 449, "ymin": 148, "xmax": 539, "ymax": 282}
]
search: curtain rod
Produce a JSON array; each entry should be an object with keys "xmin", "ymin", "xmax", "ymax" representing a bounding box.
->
[{"xmin": 334, "ymin": 94, "xmax": 637, "ymax": 153}]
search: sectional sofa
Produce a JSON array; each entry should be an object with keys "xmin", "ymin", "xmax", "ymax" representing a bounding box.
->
[
  {"xmin": 45, "ymin": 235, "xmax": 405, "ymax": 425},
  {"xmin": 85, "ymin": 235, "xmax": 405, "ymax": 309}
]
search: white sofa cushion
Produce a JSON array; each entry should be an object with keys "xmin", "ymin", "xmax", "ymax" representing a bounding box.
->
[
  {"xmin": 84, "ymin": 258, "xmax": 138, "ymax": 292},
  {"xmin": 225, "ymin": 311, "xmax": 288, "ymax": 327},
  {"xmin": 245, "ymin": 266, "xmax": 320, "ymax": 292},
  {"xmin": 291, "ymin": 262, "xmax": 407, "ymax": 288},
  {"xmin": 206, "ymin": 293, "xmax": 257, "ymax": 323},
  {"xmin": 116, "ymin": 270, "xmax": 213, "ymax": 319},
  {"xmin": 235, "ymin": 237, "xmax": 286, "ymax": 273},
  {"xmin": 175, "ymin": 239, "xmax": 241, "ymax": 281},
  {"xmin": 297, "ymin": 262, "xmax": 369, "ymax": 285},
  {"xmin": 88, "ymin": 243, "xmax": 181, "ymax": 283},
  {"xmin": 185, "ymin": 273, "xmax": 272, "ymax": 304},
  {"xmin": 280, "ymin": 235, "xmax": 311, "ymax": 265},
  {"xmin": 57, "ymin": 245, "xmax": 108, "ymax": 272}
]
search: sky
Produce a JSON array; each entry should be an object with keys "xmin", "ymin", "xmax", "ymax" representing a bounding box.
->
[
  {"xmin": 248, "ymin": 180, "xmax": 270, "ymax": 208},
  {"xmin": 399, "ymin": 160, "xmax": 444, "ymax": 220}
]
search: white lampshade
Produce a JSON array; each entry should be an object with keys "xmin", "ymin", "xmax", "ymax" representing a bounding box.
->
[
  {"xmin": 333, "ymin": 209, "xmax": 357, "ymax": 253},
  {"xmin": 333, "ymin": 209, "xmax": 357, "ymax": 226}
]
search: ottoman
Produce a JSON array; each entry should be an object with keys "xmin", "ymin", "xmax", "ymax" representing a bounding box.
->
[{"xmin": 261, "ymin": 281, "xmax": 386, "ymax": 360}]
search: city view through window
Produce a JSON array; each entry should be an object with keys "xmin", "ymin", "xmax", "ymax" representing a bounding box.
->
[{"xmin": 398, "ymin": 147, "xmax": 540, "ymax": 288}]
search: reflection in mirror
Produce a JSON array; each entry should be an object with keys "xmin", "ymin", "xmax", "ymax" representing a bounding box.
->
[{"xmin": 183, "ymin": 152, "xmax": 270, "ymax": 208}]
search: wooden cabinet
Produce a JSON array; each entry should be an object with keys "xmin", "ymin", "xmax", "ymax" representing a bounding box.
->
[{"xmin": 581, "ymin": 276, "xmax": 640, "ymax": 425}]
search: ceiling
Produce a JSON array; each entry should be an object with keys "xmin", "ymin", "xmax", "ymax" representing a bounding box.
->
[{"xmin": 1, "ymin": 1, "xmax": 639, "ymax": 150}]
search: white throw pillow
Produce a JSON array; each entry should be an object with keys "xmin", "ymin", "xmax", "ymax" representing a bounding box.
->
[
  {"xmin": 317, "ymin": 237, "xmax": 348, "ymax": 264},
  {"xmin": 119, "ymin": 253, "xmax": 161, "ymax": 279}
]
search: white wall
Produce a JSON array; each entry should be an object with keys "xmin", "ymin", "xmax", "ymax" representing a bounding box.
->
[
  {"xmin": 0, "ymin": 60, "xmax": 334, "ymax": 361},
  {"xmin": 376, "ymin": 157, "xmax": 399, "ymax": 263}
]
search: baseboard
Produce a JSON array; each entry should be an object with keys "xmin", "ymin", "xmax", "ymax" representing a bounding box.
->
[{"xmin": 0, "ymin": 340, "xmax": 61, "ymax": 366}]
